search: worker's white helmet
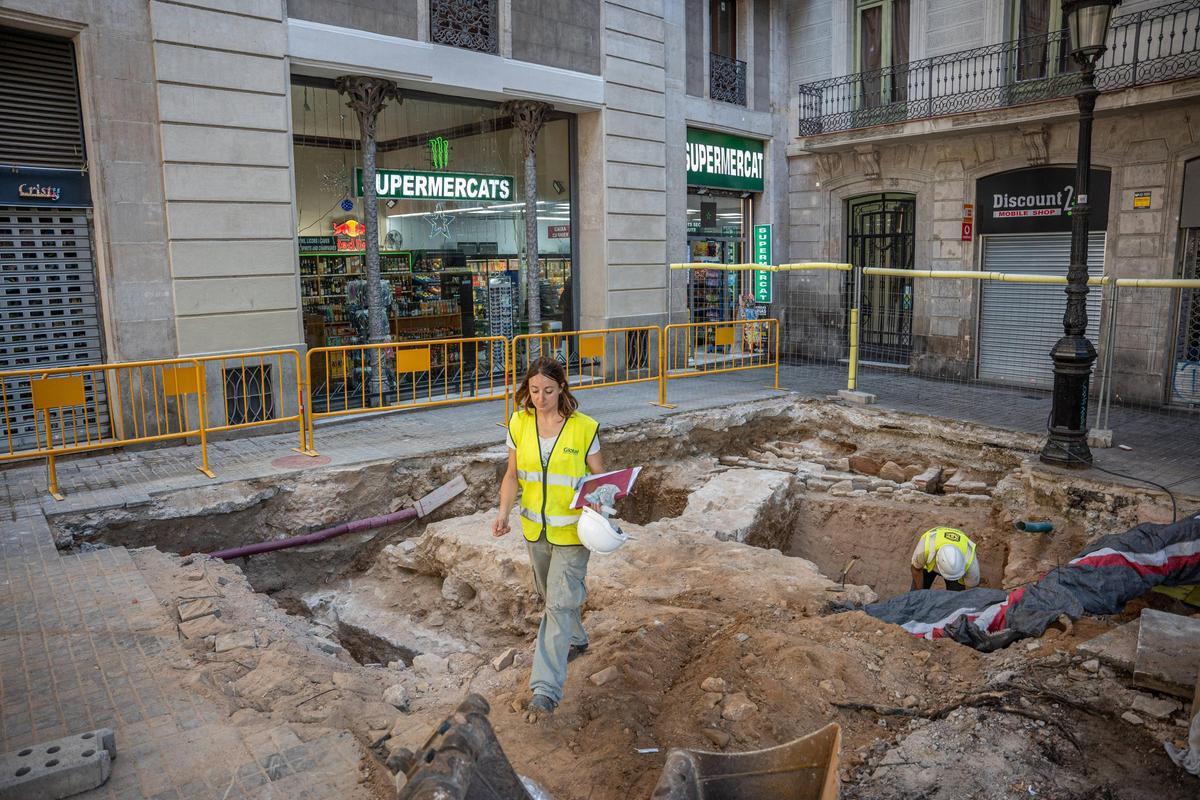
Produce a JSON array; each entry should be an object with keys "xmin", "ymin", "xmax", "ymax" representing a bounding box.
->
[
  {"xmin": 936, "ymin": 545, "xmax": 967, "ymax": 581},
  {"xmin": 577, "ymin": 507, "xmax": 629, "ymax": 554}
]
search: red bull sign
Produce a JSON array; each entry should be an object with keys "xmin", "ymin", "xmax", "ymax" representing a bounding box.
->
[{"xmin": 332, "ymin": 219, "xmax": 365, "ymax": 238}]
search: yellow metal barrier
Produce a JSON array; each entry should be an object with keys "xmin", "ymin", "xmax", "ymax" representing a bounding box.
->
[
  {"xmin": 511, "ymin": 326, "xmax": 661, "ymax": 411},
  {"xmin": 196, "ymin": 349, "xmax": 312, "ymax": 455},
  {"xmin": 670, "ymin": 262, "xmax": 763, "ymax": 271},
  {"xmin": 306, "ymin": 335, "xmax": 510, "ymax": 451},
  {"xmin": 661, "ymin": 319, "xmax": 780, "ymax": 407},
  {"xmin": 0, "ymin": 357, "xmax": 213, "ymax": 499},
  {"xmin": 775, "ymin": 262, "xmax": 854, "ymax": 272}
]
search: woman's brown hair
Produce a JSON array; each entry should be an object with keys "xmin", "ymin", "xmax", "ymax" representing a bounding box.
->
[{"xmin": 514, "ymin": 357, "xmax": 578, "ymax": 418}]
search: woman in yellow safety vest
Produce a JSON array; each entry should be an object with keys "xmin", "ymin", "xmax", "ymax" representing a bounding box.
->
[{"xmin": 492, "ymin": 357, "xmax": 603, "ymax": 722}]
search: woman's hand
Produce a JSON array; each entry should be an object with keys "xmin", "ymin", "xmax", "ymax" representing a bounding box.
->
[{"xmin": 492, "ymin": 514, "xmax": 511, "ymax": 538}]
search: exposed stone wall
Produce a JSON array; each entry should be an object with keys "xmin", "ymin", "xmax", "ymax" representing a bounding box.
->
[{"xmin": 785, "ymin": 99, "xmax": 1200, "ymax": 403}]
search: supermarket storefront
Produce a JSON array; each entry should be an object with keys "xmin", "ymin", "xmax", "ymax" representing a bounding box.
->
[
  {"xmin": 685, "ymin": 128, "xmax": 767, "ymax": 323},
  {"xmin": 291, "ymin": 78, "xmax": 576, "ymax": 364}
]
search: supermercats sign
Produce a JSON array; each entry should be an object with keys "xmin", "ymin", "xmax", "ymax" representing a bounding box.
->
[
  {"xmin": 356, "ymin": 169, "xmax": 514, "ymax": 201},
  {"xmin": 686, "ymin": 128, "xmax": 765, "ymax": 192}
]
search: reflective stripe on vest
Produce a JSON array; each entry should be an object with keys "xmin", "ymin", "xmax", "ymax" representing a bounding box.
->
[
  {"xmin": 921, "ymin": 527, "xmax": 976, "ymax": 574},
  {"xmin": 516, "ymin": 468, "xmax": 579, "ymax": 488},
  {"xmin": 510, "ymin": 409, "xmax": 598, "ymax": 546}
]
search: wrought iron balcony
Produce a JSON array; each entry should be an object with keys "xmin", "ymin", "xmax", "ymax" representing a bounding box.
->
[
  {"xmin": 798, "ymin": 0, "xmax": 1200, "ymax": 135},
  {"xmin": 711, "ymin": 51, "xmax": 748, "ymax": 106},
  {"xmin": 430, "ymin": 0, "xmax": 498, "ymax": 55}
]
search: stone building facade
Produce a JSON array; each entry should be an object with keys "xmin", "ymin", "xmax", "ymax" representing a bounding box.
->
[{"xmin": 786, "ymin": 0, "xmax": 1200, "ymax": 407}]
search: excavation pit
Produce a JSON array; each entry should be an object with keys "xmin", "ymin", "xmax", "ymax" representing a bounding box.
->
[{"xmin": 39, "ymin": 398, "xmax": 1190, "ymax": 800}]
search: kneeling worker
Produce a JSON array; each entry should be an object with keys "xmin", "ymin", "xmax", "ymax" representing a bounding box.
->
[{"xmin": 910, "ymin": 526, "xmax": 980, "ymax": 591}]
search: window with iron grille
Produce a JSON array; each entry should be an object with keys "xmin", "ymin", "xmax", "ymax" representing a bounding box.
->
[
  {"xmin": 430, "ymin": 0, "xmax": 498, "ymax": 55},
  {"xmin": 224, "ymin": 364, "xmax": 275, "ymax": 426}
]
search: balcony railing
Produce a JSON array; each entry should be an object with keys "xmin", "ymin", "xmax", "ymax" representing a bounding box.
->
[
  {"xmin": 711, "ymin": 51, "xmax": 748, "ymax": 106},
  {"xmin": 798, "ymin": 0, "xmax": 1200, "ymax": 135},
  {"xmin": 430, "ymin": 0, "xmax": 498, "ymax": 55}
]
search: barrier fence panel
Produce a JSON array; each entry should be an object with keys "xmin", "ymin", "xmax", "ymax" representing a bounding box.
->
[
  {"xmin": 0, "ymin": 357, "xmax": 212, "ymax": 498},
  {"xmin": 662, "ymin": 318, "xmax": 779, "ymax": 406},
  {"xmin": 197, "ymin": 349, "xmax": 310, "ymax": 455},
  {"xmin": 511, "ymin": 326, "xmax": 661, "ymax": 410},
  {"xmin": 1093, "ymin": 279, "xmax": 1200, "ymax": 434},
  {"xmin": 773, "ymin": 263, "xmax": 855, "ymax": 396},
  {"xmin": 306, "ymin": 335, "xmax": 509, "ymax": 450}
]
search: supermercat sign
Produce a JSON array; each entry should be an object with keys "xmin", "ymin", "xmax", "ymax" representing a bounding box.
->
[
  {"xmin": 686, "ymin": 128, "xmax": 765, "ymax": 192},
  {"xmin": 355, "ymin": 169, "xmax": 514, "ymax": 202}
]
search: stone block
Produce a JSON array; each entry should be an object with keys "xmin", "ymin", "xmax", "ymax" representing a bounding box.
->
[
  {"xmin": 1087, "ymin": 428, "xmax": 1113, "ymax": 449},
  {"xmin": 0, "ymin": 728, "xmax": 116, "ymax": 800},
  {"xmin": 177, "ymin": 598, "xmax": 217, "ymax": 622},
  {"xmin": 164, "ymin": 164, "xmax": 292, "ymax": 203},
  {"xmin": 214, "ymin": 630, "xmax": 260, "ymax": 653},
  {"xmin": 913, "ymin": 467, "xmax": 944, "ymax": 494},
  {"xmin": 153, "ymin": 43, "xmax": 285, "ymax": 94},
  {"xmin": 165, "ymin": 200, "xmax": 292, "ymax": 239},
  {"xmin": 837, "ymin": 389, "xmax": 876, "ymax": 405},
  {"xmin": 1130, "ymin": 693, "xmax": 1181, "ymax": 720},
  {"xmin": 157, "ymin": 84, "xmax": 288, "ymax": 130},
  {"xmin": 1077, "ymin": 619, "xmax": 1139, "ymax": 673},
  {"xmin": 1134, "ymin": 609, "xmax": 1200, "ymax": 698},
  {"xmin": 161, "ymin": 124, "xmax": 290, "ymax": 167},
  {"xmin": 492, "ymin": 648, "xmax": 518, "ymax": 672},
  {"xmin": 150, "ymin": 1, "xmax": 286, "ymax": 55},
  {"xmin": 179, "ymin": 614, "xmax": 233, "ymax": 640},
  {"xmin": 589, "ymin": 665, "xmax": 620, "ymax": 686}
]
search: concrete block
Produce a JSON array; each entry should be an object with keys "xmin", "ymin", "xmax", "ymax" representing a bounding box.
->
[
  {"xmin": 0, "ymin": 728, "xmax": 115, "ymax": 800},
  {"xmin": 164, "ymin": 201, "xmax": 293, "ymax": 239},
  {"xmin": 153, "ymin": 43, "xmax": 286, "ymax": 94},
  {"xmin": 837, "ymin": 389, "xmax": 876, "ymax": 405},
  {"xmin": 1087, "ymin": 428, "xmax": 1113, "ymax": 448},
  {"xmin": 170, "ymin": 239, "xmax": 296, "ymax": 278},
  {"xmin": 150, "ymin": 1, "xmax": 286, "ymax": 55},
  {"xmin": 174, "ymin": 276, "xmax": 298, "ymax": 316},
  {"xmin": 1135, "ymin": 609, "xmax": 1200, "ymax": 698},
  {"xmin": 1078, "ymin": 619, "xmax": 1139, "ymax": 673},
  {"xmin": 214, "ymin": 629, "xmax": 261, "ymax": 653},
  {"xmin": 157, "ymin": 84, "xmax": 288, "ymax": 130}
]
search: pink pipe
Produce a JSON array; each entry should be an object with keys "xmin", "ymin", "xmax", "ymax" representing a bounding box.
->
[{"xmin": 208, "ymin": 506, "xmax": 419, "ymax": 560}]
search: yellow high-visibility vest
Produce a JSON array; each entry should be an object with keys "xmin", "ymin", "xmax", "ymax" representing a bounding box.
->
[
  {"xmin": 510, "ymin": 409, "xmax": 598, "ymax": 546},
  {"xmin": 919, "ymin": 527, "xmax": 976, "ymax": 574}
]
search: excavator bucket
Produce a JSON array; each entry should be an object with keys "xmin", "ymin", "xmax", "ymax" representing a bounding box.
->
[
  {"xmin": 650, "ymin": 723, "xmax": 841, "ymax": 800},
  {"xmin": 395, "ymin": 694, "xmax": 535, "ymax": 800}
]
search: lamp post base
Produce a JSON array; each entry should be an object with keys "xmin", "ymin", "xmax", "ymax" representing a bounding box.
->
[{"xmin": 1040, "ymin": 333, "xmax": 1097, "ymax": 467}]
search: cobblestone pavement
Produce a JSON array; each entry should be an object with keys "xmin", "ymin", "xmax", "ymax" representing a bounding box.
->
[
  {"xmin": 0, "ymin": 365, "xmax": 1196, "ymax": 799},
  {"xmin": 0, "ymin": 515, "xmax": 369, "ymax": 799}
]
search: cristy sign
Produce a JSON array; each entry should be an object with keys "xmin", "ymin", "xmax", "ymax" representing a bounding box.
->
[{"xmin": 356, "ymin": 169, "xmax": 515, "ymax": 201}]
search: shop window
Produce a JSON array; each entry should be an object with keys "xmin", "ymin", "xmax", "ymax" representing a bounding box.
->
[
  {"xmin": 686, "ymin": 190, "xmax": 748, "ymax": 324},
  {"xmin": 291, "ymin": 78, "xmax": 576, "ymax": 378}
]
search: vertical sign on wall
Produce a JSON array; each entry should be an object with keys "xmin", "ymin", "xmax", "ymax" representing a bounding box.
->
[{"xmin": 753, "ymin": 223, "xmax": 772, "ymax": 303}]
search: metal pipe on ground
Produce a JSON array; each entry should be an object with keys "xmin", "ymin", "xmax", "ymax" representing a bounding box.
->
[{"xmin": 208, "ymin": 475, "xmax": 467, "ymax": 560}]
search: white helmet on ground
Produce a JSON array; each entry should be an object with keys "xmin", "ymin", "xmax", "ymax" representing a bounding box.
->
[
  {"xmin": 936, "ymin": 545, "xmax": 967, "ymax": 581},
  {"xmin": 577, "ymin": 507, "xmax": 630, "ymax": 554}
]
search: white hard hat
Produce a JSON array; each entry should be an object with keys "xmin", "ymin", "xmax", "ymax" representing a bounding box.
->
[
  {"xmin": 577, "ymin": 507, "xmax": 629, "ymax": 555},
  {"xmin": 936, "ymin": 545, "xmax": 967, "ymax": 581}
]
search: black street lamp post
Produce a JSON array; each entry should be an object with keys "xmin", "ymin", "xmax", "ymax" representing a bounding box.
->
[{"xmin": 1040, "ymin": 0, "xmax": 1121, "ymax": 466}]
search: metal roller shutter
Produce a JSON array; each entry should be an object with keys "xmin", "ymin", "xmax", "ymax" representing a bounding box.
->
[
  {"xmin": 978, "ymin": 232, "xmax": 1105, "ymax": 388},
  {"xmin": 0, "ymin": 208, "xmax": 108, "ymax": 450}
]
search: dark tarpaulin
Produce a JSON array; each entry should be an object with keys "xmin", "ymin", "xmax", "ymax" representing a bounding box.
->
[{"xmin": 863, "ymin": 511, "xmax": 1200, "ymax": 650}]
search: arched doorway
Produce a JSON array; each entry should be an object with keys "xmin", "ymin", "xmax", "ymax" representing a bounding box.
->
[{"xmin": 846, "ymin": 193, "xmax": 915, "ymax": 365}]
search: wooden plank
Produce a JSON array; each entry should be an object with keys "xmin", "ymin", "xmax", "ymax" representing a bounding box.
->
[{"xmin": 1133, "ymin": 609, "xmax": 1200, "ymax": 699}]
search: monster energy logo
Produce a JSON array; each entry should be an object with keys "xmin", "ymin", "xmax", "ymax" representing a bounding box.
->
[{"xmin": 429, "ymin": 136, "xmax": 449, "ymax": 170}]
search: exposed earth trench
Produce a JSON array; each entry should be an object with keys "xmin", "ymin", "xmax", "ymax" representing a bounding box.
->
[{"xmin": 49, "ymin": 397, "xmax": 1198, "ymax": 799}]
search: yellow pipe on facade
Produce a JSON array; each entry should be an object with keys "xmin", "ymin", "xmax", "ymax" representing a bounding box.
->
[
  {"xmin": 1114, "ymin": 278, "xmax": 1200, "ymax": 288},
  {"xmin": 670, "ymin": 262, "xmax": 764, "ymax": 271},
  {"xmin": 774, "ymin": 262, "xmax": 854, "ymax": 272},
  {"xmin": 862, "ymin": 268, "xmax": 1111, "ymax": 286}
]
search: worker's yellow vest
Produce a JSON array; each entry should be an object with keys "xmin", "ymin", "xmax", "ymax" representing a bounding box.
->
[
  {"xmin": 510, "ymin": 410, "xmax": 598, "ymax": 546},
  {"xmin": 919, "ymin": 527, "xmax": 976, "ymax": 574}
]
